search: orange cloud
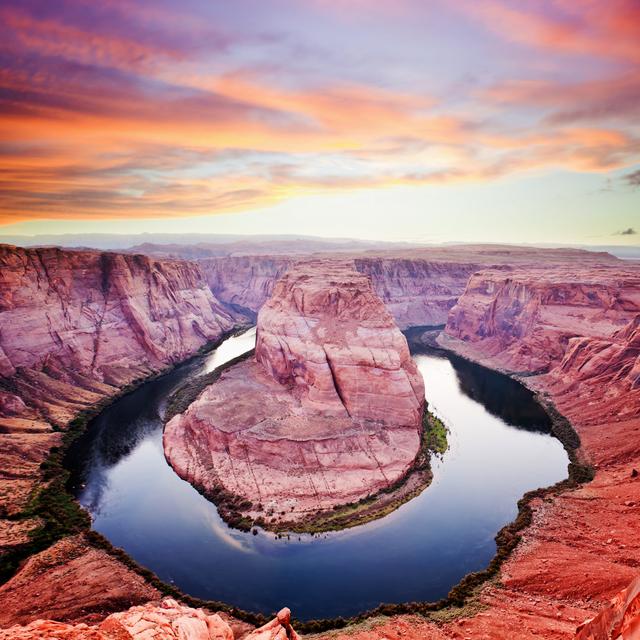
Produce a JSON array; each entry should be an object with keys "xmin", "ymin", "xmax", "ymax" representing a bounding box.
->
[
  {"xmin": 1, "ymin": 0, "xmax": 639, "ymax": 226},
  {"xmin": 458, "ymin": 0, "xmax": 640, "ymax": 64}
]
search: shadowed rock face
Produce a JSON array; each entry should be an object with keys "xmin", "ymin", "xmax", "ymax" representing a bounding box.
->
[{"xmin": 164, "ymin": 262, "xmax": 425, "ymax": 521}]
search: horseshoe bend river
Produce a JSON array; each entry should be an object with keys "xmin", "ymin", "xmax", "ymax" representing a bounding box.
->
[{"xmin": 67, "ymin": 327, "xmax": 568, "ymax": 620}]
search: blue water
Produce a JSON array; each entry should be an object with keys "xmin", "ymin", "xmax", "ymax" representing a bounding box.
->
[{"xmin": 69, "ymin": 328, "xmax": 568, "ymax": 620}]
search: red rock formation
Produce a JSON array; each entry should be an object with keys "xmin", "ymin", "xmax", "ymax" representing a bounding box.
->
[
  {"xmin": 0, "ymin": 598, "xmax": 299, "ymax": 640},
  {"xmin": 200, "ymin": 245, "xmax": 619, "ymax": 330},
  {"xmin": 441, "ymin": 265, "xmax": 640, "ymax": 374},
  {"xmin": 201, "ymin": 256, "xmax": 293, "ymax": 318},
  {"xmin": 369, "ymin": 262, "xmax": 640, "ymax": 640},
  {"xmin": 0, "ymin": 243, "xmax": 636, "ymax": 640},
  {"xmin": 575, "ymin": 576, "xmax": 640, "ymax": 639},
  {"xmin": 0, "ymin": 245, "xmax": 235, "ymax": 417},
  {"xmin": 165, "ymin": 262, "xmax": 424, "ymax": 521},
  {"xmin": 0, "ymin": 535, "xmax": 160, "ymax": 627},
  {"xmin": 353, "ymin": 257, "xmax": 480, "ymax": 328},
  {"xmin": 0, "ymin": 244, "xmax": 236, "ymax": 553}
]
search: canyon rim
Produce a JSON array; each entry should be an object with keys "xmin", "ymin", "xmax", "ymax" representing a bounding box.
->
[{"xmin": 1, "ymin": 0, "xmax": 640, "ymax": 638}]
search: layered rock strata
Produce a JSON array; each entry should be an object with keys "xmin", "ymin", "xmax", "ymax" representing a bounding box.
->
[
  {"xmin": 0, "ymin": 245, "xmax": 235, "ymax": 420},
  {"xmin": 361, "ymin": 262, "xmax": 640, "ymax": 640},
  {"xmin": 1, "ymin": 243, "xmax": 638, "ymax": 639},
  {"xmin": 200, "ymin": 245, "xmax": 620, "ymax": 328},
  {"xmin": 576, "ymin": 576, "xmax": 640, "ymax": 639},
  {"xmin": 164, "ymin": 262, "xmax": 425, "ymax": 522},
  {"xmin": 0, "ymin": 244, "xmax": 237, "ymax": 571}
]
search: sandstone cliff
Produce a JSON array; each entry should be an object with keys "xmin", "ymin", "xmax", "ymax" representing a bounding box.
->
[
  {"xmin": 353, "ymin": 257, "xmax": 479, "ymax": 328},
  {"xmin": 394, "ymin": 262, "xmax": 640, "ymax": 640},
  {"xmin": 0, "ymin": 244, "xmax": 237, "ymax": 555},
  {"xmin": 0, "ymin": 245, "xmax": 235, "ymax": 424},
  {"xmin": 164, "ymin": 261, "xmax": 425, "ymax": 524},
  {"xmin": 200, "ymin": 245, "xmax": 618, "ymax": 330},
  {"xmin": 1, "ymin": 242, "xmax": 637, "ymax": 640},
  {"xmin": 441, "ymin": 265, "xmax": 640, "ymax": 375},
  {"xmin": 201, "ymin": 256, "xmax": 293, "ymax": 319}
]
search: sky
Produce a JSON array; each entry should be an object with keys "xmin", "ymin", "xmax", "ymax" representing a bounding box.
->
[{"xmin": 0, "ymin": 0, "xmax": 638, "ymax": 245}]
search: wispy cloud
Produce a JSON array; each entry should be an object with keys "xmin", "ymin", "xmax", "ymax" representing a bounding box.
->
[
  {"xmin": 0, "ymin": 0, "xmax": 639, "ymax": 225},
  {"xmin": 623, "ymin": 169, "xmax": 640, "ymax": 189}
]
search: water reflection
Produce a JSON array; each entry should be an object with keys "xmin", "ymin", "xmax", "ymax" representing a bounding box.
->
[{"xmin": 67, "ymin": 329, "xmax": 567, "ymax": 620}]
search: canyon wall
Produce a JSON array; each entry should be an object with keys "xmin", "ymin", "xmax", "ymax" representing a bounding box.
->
[
  {"xmin": 201, "ymin": 256, "xmax": 293, "ymax": 318},
  {"xmin": 353, "ymin": 257, "xmax": 479, "ymax": 328},
  {"xmin": 201, "ymin": 246, "xmax": 619, "ymax": 329},
  {"xmin": 165, "ymin": 261, "xmax": 425, "ymax": 523},
  {"xmin": 0, "ymin": 244, "xmax": 237, "ymax": 559},
  {"xmin": 0, "ymin": 245, "xmax": 236, "ymax": 425},
  {"xmin": 0, "ymin": 242, "xmax": 637, "ymax": 639},
  {"xmin": 201, "ymin": 254, "xmax": 485, "ymax": 328},
  {"xmin": 441, "ymin": 265, "xmax": 640, "ymax": 375}
]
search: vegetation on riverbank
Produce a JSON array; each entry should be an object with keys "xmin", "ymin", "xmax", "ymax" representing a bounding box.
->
[
  {"xmin": 0, "ymin": 327, "xmax": 249, "ymax": 583},
  {"xmin": 0, "ymin": 328, "xmax": 595, "ymax": 637},
  {"xmin": 265, "ymin": 408, "xmax": 449, "ymax": 535}
]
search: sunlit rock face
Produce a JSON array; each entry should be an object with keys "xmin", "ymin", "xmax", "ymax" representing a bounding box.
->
[
  {"xmin": 575, "ymin": 576, "xmax": 640, "ymax": 640},
  {"xmin": 255, "ymin": 261, "xmax": 424, "ymax": 426},
  {"xmin": 0, "ymin": 598, "xmax": 299, "ymax": 640},
  {"xmin": 0, "ymin": 244, "xmax": 237, "ymax": 549},
  {"xmin": 164, "ymin": 261, "xmax": 425, "ymax": 521},
  {"xmin": 440, "ymin": 265, "xmax": 640, "ymax": 375},
  {"xmin": 0, "ymin": 244, "xmax": 235, "ymax": 425}
]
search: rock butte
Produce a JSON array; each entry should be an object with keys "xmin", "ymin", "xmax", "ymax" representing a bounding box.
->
[
  {"xmin": 164, "ymin": 261, "xmax": 425, "ymax": 521},
  {"xmin": 0, "ymin": 242, "xmax": 639, "ymax": 639}
]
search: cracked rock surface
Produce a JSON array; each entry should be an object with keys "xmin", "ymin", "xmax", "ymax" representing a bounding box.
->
[{"xmin": 164, "ymin": 261, "xmax": 425, "ymax": 521}]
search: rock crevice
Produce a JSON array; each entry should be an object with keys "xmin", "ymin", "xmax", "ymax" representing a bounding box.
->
[{"xmin": 164, "ymin": 261, "xmax": 425, "ymax": 524}]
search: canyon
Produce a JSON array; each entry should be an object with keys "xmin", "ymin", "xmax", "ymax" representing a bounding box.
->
[
  {"xmin": 0, "ymin": 241, "xmax": 638, "ymax": 639},
  {"xmin": 164, "ymin": 261, "xmax": 425, "ymax": 526},
  {"xmin": 0, "ymin": 245, "xmax": 236, "ymax": 560}
]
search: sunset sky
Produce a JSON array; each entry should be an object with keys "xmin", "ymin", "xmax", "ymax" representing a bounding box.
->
[{"xmin": 0, "ymin": 0, "xmax": 638, "ymax": 244}]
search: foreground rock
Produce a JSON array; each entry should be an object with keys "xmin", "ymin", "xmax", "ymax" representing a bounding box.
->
[
  {"xmin": 575, "ymin": 576, "xmax": 640, "ymax": 639},
  {"xmin": 0, "ymin": 535, "xmax": 160, "ymax": 628},
  {"xmin": 165, "ymin": 262, "xmax": 425, "ymax": 525},
  {"xmin": 0, "ymin": 599, "xmax": 298, "ymax": 640}
]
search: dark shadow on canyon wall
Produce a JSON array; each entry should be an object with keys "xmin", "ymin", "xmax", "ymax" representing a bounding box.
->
[{"xmin": 405, "ymin": 326, "xmax": 552, "ymax": 433}]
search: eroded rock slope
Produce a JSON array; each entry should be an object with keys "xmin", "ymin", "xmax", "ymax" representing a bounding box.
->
[{"xmin": 164, "ymin": 261, "xmax": 425, "ymax": 523}]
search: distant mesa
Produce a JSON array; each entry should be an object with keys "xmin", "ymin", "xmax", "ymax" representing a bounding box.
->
[{"xmin": 163, "ymin": 261, "xmax": 425, "ymax": 529}]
